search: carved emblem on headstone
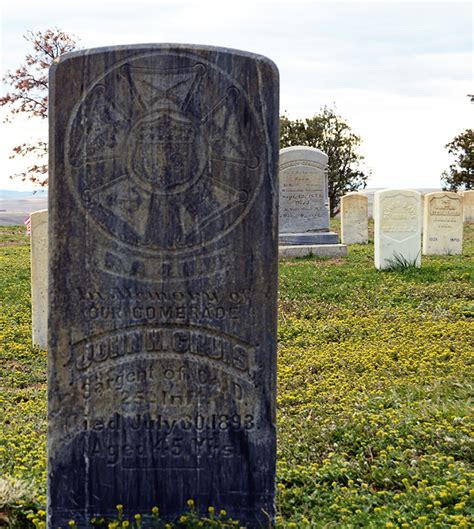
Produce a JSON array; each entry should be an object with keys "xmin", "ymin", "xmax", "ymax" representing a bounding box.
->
[
  {"xmin": 66, "ymin": 54, "xmax": 264, "ymax": 252},
  {"xmin": 381, "ymin": 195, "xmax": 419, "ymax": 241}
]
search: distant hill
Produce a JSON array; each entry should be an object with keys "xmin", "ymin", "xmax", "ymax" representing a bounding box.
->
[
  {"xmin": 1, "ymin": 187, "xmax": 445, "ymax": 225},
  {"xmin": 0, "ymin": 189, "xmax": 48, "ymax": 199},
  {"xmin": 0, "ymin": 190, "xmax": 48, "ymax": 225}
]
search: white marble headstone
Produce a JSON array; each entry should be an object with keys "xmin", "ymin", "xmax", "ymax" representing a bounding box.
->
[
  {"xmin": 341, "ymin": 192, "xmax": 368, "ymax": 244},
  {"xmin": 422, "ymin": 192, "xmax": 463, "ymax": 255},
  {"xmin": 374, "ymin": 190, "xmax": 421, "ymax": 269},
  {"xmin": 30, "ymin": 209, "xmax": 48, "ymax": 349},
  {"xmin": 463, "ymin": 190, "xmax": 474, "ymax": 223}
]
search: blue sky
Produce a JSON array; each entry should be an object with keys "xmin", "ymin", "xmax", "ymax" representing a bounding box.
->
[{"xmin": 0, "ymin": 0, "xmax": 472, "ymax": 190}]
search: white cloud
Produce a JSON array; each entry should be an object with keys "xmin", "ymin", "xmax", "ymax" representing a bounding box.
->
[
  {"xmin": 0, "ymin": 0, "xmax": 472, "ymax": 191},
  {"xmin": 288, "ymin": 87, "xmax": 473, "ymax": 189}
]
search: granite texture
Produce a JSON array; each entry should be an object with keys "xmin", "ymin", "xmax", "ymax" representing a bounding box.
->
[
  {"xmin": 48, "ymin": 44, "xmax": 279, "ymax": 528},
  {"xmin": 279, "ymin": 232, "xmax": 339, "ymax": 245}
]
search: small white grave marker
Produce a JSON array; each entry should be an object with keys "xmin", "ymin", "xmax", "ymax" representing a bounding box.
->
[
  {"xmin": 422, "ymin": 192, "xmax": 463, "ymax": 255},
  {"xmin": 463, "ymin": 190, "xmax": 474, "ymax": 222},
  {"xmin": 341, "ymin": 192, "xmax": 368, "ymax": 244},
  {"xmin": 374, "ymin": 189, "xmax": 421, "ymax": 269},
  {"xmin": 30, "ymin": 209, "xmax": 48, "ymax": 349}
]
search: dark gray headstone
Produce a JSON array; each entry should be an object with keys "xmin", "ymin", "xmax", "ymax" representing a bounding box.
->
[{"xmin": 48, "ymin": 44, "xmax": 279, "ymax": 528}]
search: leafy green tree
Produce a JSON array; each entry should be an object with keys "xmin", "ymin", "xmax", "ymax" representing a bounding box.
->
[
  {"xmin": 440, "ymin": 129, "xmax": 473, "ymax": 191},
  {"xmin": 280, "ymin": 106, "xmax": 368, "ymax": 216},
  {"xmin": 0, "ymin": 28, "xmax": 78, "ymax": 186}
]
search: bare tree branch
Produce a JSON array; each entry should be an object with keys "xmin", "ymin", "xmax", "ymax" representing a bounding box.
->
[{"xmin": 1, "ymin": 28, "xmax": 78, "ymax": 186}]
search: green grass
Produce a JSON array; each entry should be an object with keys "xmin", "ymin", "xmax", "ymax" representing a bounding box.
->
[
  {"xmin": 0, "ymin": 226, "xmax": 29, "ymax": 245},
  {"xmin": 1, "ymin": 224, "xmax": 473, "ymax": 528}
]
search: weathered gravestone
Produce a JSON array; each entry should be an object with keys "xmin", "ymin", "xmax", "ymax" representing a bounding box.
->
[
  {"xmin": 279, "ymin": 146, "xmax": 336, "ymax": 243},
  {"xmin": 48, "ymin": 44, "xmax": 279, "ymax": 528},
  {"xmin": 463, "ymin": 190, "xmax": 474, "ymax": 223},
  {"xmin": 31, "ymin": 209, "xmax": 48, "ymax": 349},
  {"xmin": 278, "ymin": 146, "xmax": 346, "ymax": 257},
  {"xmin": 374, "ymin": 189, "xmax": 421, "ymax": 269},
  {"xmin": 340, "ymin": 192, "xmax": 368, "ymax": 244},
  {"xmin": 422, "ymin": 192, "xmax": 463, "ymax": 255}
]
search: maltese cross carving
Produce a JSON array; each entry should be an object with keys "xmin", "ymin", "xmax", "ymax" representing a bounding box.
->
[{"xmin": 66, "ymin": 53, "xmax": 264, "ymax": 252}]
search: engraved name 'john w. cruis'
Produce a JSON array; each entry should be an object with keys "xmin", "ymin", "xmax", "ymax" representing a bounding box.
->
[{"xmin": 73, "ymin": 326, "xmax": 255, "ymax": 375}]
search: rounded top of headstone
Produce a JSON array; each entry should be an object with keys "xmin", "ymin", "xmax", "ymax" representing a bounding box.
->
[
  {"xmin": 342, "ymin": 192, "xmax": 367, "ymax": 202},
  {"xmin": 375, "ymin": 189, "xmax": 421, "ymax": 199},
  {"xmin": 280, "ymin": 145, "xmax": 328, "ymax": 166},
  {"xmin": 53, "ymin": 43, "xmax": 279, "ymax": 76},
  {"xmin": 30, "ymin": 209, "xmax": 48, "ymax": 218},
  {"xmin": 424, "ymin": 191, "xmax": 460, "ymax": 199}
]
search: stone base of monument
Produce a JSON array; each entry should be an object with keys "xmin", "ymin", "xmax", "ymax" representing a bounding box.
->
[
  {"xmin": 279, "ymin": 243, "xmax": 348, "ymax": 259},
  {"xmin": 279, "ymin": 231, "xmax": 339, "ymax": 245}
]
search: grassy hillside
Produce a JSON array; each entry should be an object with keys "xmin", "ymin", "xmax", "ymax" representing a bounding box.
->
[{"xmin": 0, "ymin": 224, "xmax": 473, "ymax": 528}]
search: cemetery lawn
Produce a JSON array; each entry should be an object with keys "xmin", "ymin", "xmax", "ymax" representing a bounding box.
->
[{"xmin": 1, "ymin": 223, "xmax": 473, "ymax": 528}]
